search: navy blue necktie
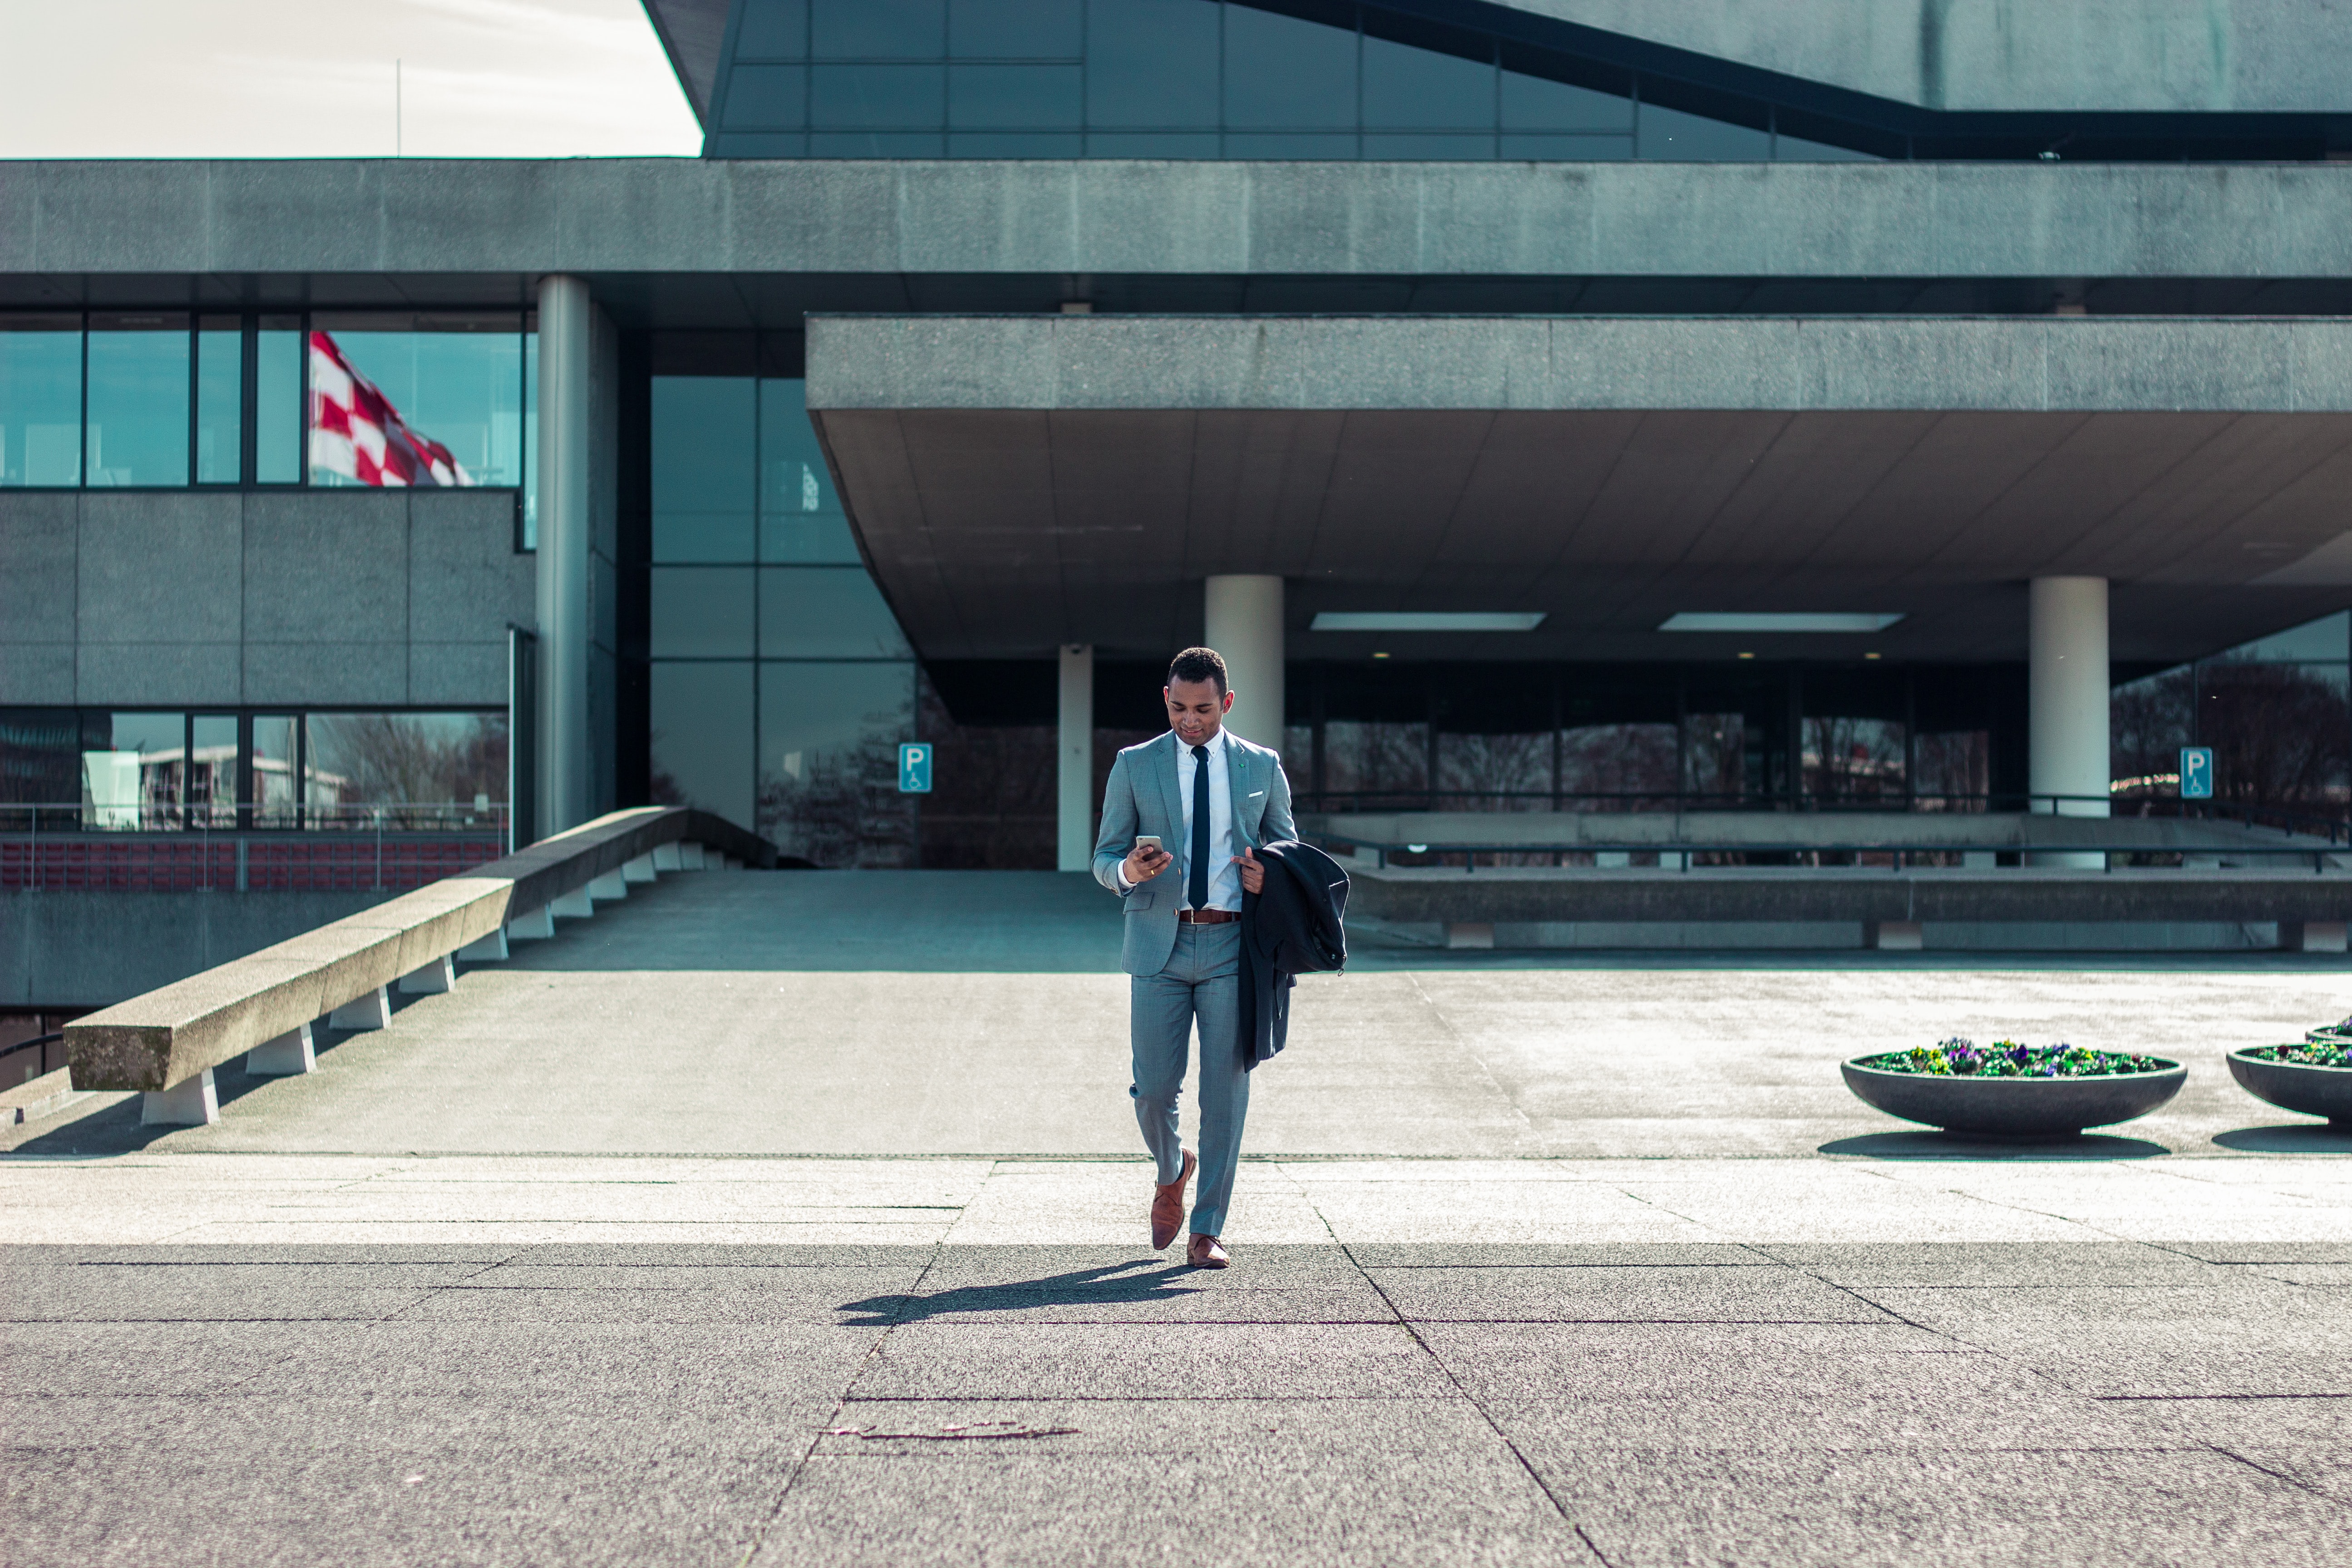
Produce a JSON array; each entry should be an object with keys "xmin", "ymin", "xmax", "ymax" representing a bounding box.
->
[{"xmin": 1187, "ymin": 744, "xmax": 1211, "ymax": 910}]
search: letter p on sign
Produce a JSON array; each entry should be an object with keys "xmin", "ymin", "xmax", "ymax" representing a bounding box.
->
[{"xmin": 898, "ymin": 743, "xmax": 932, "ymax": 794}]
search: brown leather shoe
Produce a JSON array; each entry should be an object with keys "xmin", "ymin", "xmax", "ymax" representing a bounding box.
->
[
  {"xmin": 1186, "ymin": 1234, "xmax": 1229, "ymax": 1269},
  {"xmin": 1150, "ymin": 1149, "xmax": 1197, "ymax": 1250}
]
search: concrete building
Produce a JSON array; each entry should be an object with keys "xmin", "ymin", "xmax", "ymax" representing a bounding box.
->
[{"xmin": 10, "ymin": 0, "xmax": 2352, "ymax": 1028}]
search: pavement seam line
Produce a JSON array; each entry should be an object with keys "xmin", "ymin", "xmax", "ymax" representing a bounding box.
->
[
  {"xmin": 1400, "ymin": 971, "xmax": 1539, "ymax": 1136},
  {"xmin": 730, "ymin": 1167, "xmax": 971, "ymax": 1568},
  {"xmin": 1290, "ymin": 1162, "xmax": 1614, "ymax": 1568}
]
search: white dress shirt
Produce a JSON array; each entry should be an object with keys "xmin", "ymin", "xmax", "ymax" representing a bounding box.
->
[{"xmin": 1117, "ymin": 727, "xmax": 1240, "ymax": 909}]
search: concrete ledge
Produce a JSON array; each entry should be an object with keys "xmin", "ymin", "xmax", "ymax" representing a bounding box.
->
[
  {"xmin": 1347, "ymin": 864, "xmax": 2352, "ymax": 928},
  {"xmin": 0, "ymin": 1065, "xmax": 85, "ymax": 1126},
  {"xmin": 64, "ymin": 807, "xmax": 774, "ymax": 1095}
]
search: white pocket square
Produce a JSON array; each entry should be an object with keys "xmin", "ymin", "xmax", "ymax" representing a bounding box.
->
[{"xmin": 1248, "ymin": 790, "xmax": 1264, "ymax": 798}]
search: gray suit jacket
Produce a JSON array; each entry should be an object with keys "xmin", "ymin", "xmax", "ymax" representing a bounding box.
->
[{"xmin": 1092, "ymin": 730, "xmax": 1299, "ymax": 977}]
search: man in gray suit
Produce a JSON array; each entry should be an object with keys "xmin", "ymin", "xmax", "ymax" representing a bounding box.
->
[{"xmin": 1093, "ymin": 646, "xmax": 1297, "ymax": 1269}]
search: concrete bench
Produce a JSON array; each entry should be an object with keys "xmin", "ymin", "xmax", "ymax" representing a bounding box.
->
[{"xmin": 62, "ymin": 807, "xmax": 774, "ymax": 1127}]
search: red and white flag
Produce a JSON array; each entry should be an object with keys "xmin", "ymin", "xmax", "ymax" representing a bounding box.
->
[{"xmin": 308, "ymin": 331, "xmax": 472, "ymax": 487}]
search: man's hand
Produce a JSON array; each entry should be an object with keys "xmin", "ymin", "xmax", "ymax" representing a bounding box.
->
[
  {"xmin": 1235, "ymin": 846, "xmax": 1265, "ymax": 896},
  {"xmin": 1123, "ymin": 842, "xmax": 1173, "ymax": 885}
]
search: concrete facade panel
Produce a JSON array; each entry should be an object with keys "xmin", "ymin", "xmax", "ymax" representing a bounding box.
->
[
  {"xmin": 0, "ymin": 491, "xmax": 79, "ymax": 645},
  {"xmin": 809, "ymin": 315, "xmax": 2352, "ymax": 415},
  {"xmin": 75, "ymin": 492, "xmax": 243, "ymax": 646},
  {"xmin": 242, "ymin": 641, "xmax": 407, "ymax": 706},
  {"xmin": 15, "ymin": 161, "xmax": 2352, "ymax": 282},
  {"xmin": 75, "ymin": 642, "xmax": 242, "ymax": 706},
  {"xmin": 408, "ymin": 491, "xmax": 532, "ymax": 644},
  {"xmin": 242, "ymin": 490, "xmax": 409, "ymax": 644},
  {"xmin": 0, "ymin": 643, "xmax": 75, "ymax": 705},
  {"xmin": 407, "ymin": 641, "xmax": 508, "ymax": 706}
]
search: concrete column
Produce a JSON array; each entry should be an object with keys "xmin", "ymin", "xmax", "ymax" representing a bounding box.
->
[
  {"xmin": 2029, "ymin": 576, "xmax": 2110, "ymax": 869},
  {"xmin": 536, "ymin": 273, "xmax": 593, "ymax": 838},
  {"xmin": 1204, "ymin": 575, "xmax": 1285, "ymax": 753},
  {"xmin": 1058, "ymin": 644, "xmax": 1095, "ymax": 871}
]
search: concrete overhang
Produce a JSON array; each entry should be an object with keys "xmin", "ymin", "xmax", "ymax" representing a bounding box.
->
[
  {"xmin": 10, "ymin": 160, "xmax": 2352, "ymax": 315},
  {"xmin": 805, "ymin": 313, "xmax": 2352, "ymax": 666}
]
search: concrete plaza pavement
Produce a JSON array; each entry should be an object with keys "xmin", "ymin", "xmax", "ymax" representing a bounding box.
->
[{"xmin": 7, "ymin": 870, "xmax": 2352, "ymax": 1564}]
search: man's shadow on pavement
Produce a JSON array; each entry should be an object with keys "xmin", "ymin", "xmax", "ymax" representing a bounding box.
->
[{"xmin": 839, "ymin": 1259, "xmax": 1202, "ymax": 1325}]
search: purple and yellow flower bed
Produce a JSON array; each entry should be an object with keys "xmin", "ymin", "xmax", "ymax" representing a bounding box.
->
[
  {"xmin": 2239, "ymin": 1039, "xmax": 2352, "ymax": 1069},
  {"xmin": 1854, "ymin": 1038, "xmax": 2169, "ymax": 1079}
]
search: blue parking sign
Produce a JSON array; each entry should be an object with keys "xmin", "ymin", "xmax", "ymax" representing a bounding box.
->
[
  {"xmin": 898, "ymin": 743, "xmax": 932, "ymax": 794},
  {"xmin": 2179, "ymin": 746, "xmax": 2214, "ymax": 799}
]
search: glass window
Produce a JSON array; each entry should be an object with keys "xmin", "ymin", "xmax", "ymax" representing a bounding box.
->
[
  {"xmin": 812, "ymin": 64, "xmax": 945, "ymax": 126},
  {"xmin": 652, "ymin": 567, "xmax": 758, "ymax": 657},
  {"xmin": 757, "ymin": 660, "xmax": 917, "ymax": 866},
  {"xmin": 760, "ymin": 567, "xmax": 911, "ymax": 659},
  {"xmin": 1086, "ymin": 0, "xmax": 1218, "ymax": 128},
  {"xmin": 653, "ymin": 377, "xmax": 756, "ymax": 561},
  {"xmin": 1637, "ymin": 100, "xmax": 1771, "ymax": 161},
  {"xmin": 252, "ymin": 715, "xmax": 299, "ymax": 825},
  {"xmin": 651, "ymin": 661, "xmax": 756, "ymax": 829},
  {"xmin": 2228, "ymin": 611, "xmax": 2349, "ymax": 662},
  {"xmin": 255, "ymin": 318, "xmax": 304, "ymax": 485},
  {"xmin": 188, "ymin": 715, "xmax": 238, "ymax": 826},
  {"xmin": 0, "ymin": 707, "xmax": 89, "ymax": 808},
  {"xmin": 1776, "ymin": 131, "xmax": 1878, "ymax": 162},
  {"xmin": 714, "ymin": 132, "xmax": 812, "ymax": 157},
  {"xmin": 195, "ymin": 317, "xmax": 242, "ymax": 484},
  {"xmin": 811, "ymin": 131, "xmax": 946, "ymax": 155},
  {"xmin": 812, "ymin": 0, "xmax": 943, "ymax": 59},
  {"xmin": 85, "ymin": 315, "xmax": 188, "ymax": 487},
  {"xmin": 759, "ymin": 379, "xmax": 860, "ymax": 562},
  {"xmin": 951, "ymin": 0, "xmax": 1080, "ymax": 58},
  {"xmin": 1912, "ymin": 730, "xmax": 1990, "ymax": 806},
  {"xmin": 1361, "ymin": 29, "xmax": 1493, "ymax": 131},
  {"xmin": 304, "ymin": 712, "xmax": 507, "ymax": 826},
  {"xmin": 522, "ymin": 327, "xmax": 538, "ymax": 547},
  {"xmin": 1435, "ymin": 731, "xmax": 1549, "ymax": 804},
  {"xmin": 951, "ymin": 132, "xmax": 1085, "ymax": 156},
  {"xmin": 1500, "ymin": 54, "xmax": 1632, "ymax": 131},
  {"xmin": 308, "ymin": 315, "xmax": 525, "ymax": 489},
  {"xmin": 83, "ymin": 713, "xmax": 183, "ymax": 828},
  {"xmin": 1560, "ymin": 723, "xmax": 1678, "ymax": 802},
  {"xmin": 1225, "ymin": 4, "xmax": 1356, "ymax": 128},
  {"xmin": 1087, "ymin": 132, "xmax": 1218, "ymax": 156},
  {"xmin": 737, "ymin": 0, "xmax": 808, "ymax": 57},
  {"xmin": 1682, "ymin": 712, "xmax": 1750, "ymax": 801},
  {"xmin": 1364, "ymin": 134, "xmax": 1491, "ymax": 160},
  {"xmin": 1802, "ymin": 716, "xmax": 1907, "ymax": 803},
  {"xmin": 1501, "ymin": 133, "xmax": 1631, "ymax": 160},
  {"xmin": 0, "ymin": 316, "xmax": 82, "ymax": 487},
  {"xmin": 725, "ymin": 64, "xmax": 808, "ymax": 127},
  {"xmin": 1323, "ymin": 721, "xmax": 1428, "ymax": 797},
  {"xmin": 949, "ymin": 64, "xmax": 1082, "ymax": 128},
  {"xmin": 2193, "ymin": 662, "xmax": 2351, "ymax": 808},
  {"xmin": 1224, "ymin": 134, "xmax": 1357, "ymax": 158}
]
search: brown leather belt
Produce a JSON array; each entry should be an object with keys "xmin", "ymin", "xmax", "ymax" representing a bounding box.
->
[{"xmin": 1177, "ymin": 908, "xmax": 1241, "ymax": 925}]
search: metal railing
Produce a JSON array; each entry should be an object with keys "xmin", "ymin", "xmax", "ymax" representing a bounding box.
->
[
  {"xmin": 1320, "ymin": 838, "xmax": 2352, "ymax": 875},
  {"xmin": 0, "ymin": 803, "xmax": 511, "ymax": 894},
  {"xmin": 1301, "ymin": 791, "xmax": 2352, "ymax": 847}
]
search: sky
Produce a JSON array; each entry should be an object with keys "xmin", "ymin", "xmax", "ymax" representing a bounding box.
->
[{"xmin": 0, "ymin": 0, "xmax": 702, "ymax": 158}]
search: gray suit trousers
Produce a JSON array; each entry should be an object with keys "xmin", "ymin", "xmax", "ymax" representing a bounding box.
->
[{"xmin": 1129, "ymin": 921, "xmax": 1250, "ymax": 1238}]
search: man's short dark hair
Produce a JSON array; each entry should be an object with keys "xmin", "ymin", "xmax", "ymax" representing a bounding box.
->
[{"xmin": 1168, "ymin": 647, "xmax": 1228, "ymax": 695}]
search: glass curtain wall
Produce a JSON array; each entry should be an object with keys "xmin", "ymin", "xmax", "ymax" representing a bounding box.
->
[
  {"xmin": 0, "ymin": 710, "xmax": 505, "ymax": 830},
  {"xmin": 646, "ymin": 374, "xmax": 918, "ymax": 865},
  {"xmin": 0, "ymin": 313, "xmax": 533, "ymax": 519},
  {"xmin": 2111, "ymin": 611, "xmax": 2352, "ymax": 816},
  {"xmin": 710, "ymin": 0, "xmax": 1884, "ymax": 161}
]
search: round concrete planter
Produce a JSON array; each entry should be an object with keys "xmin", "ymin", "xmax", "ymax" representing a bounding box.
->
[
  {"xmin": 1840, "ymin": 1058, "xmax": 2187, "ymax": 1137},
  {"xmin": 2227, "ymin": 1051, "xmax": 2352, "ymax": 1125}
]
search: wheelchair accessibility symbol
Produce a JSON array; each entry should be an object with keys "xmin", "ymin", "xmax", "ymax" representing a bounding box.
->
[
  {"xmin": 898, "ymin": 743, "xmax": 932, "ymax": 794},
  {"xmin": 2179, "ymin": 746, "xmax": 2213, "ymax": 800}
]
